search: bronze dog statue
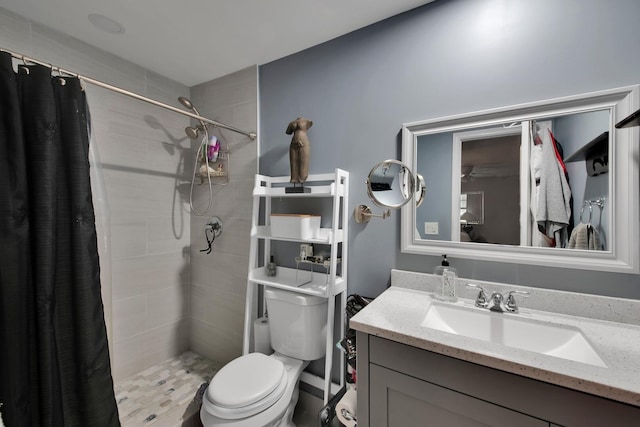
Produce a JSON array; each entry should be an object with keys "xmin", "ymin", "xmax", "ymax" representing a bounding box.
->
[{"xmin": 286, "ymin": 117, "xmax": 313, "ymax": 184}]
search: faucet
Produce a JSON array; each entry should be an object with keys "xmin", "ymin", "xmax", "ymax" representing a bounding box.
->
[
  {"xmin": 466, "ymin": 283, "xmax": 488, "ymax": 308},
  {"xmin": 504, "ymin": 290, "xmax": 530, "ymax": 313},
  {"xmin": 466, "ymin": 284, "xmax": 529, "ymax": 313}
]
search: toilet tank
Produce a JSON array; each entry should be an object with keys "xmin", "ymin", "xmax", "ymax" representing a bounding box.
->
[{"xmin": 264, "ymin": 287, "xmax": 328, "ymax": 361}]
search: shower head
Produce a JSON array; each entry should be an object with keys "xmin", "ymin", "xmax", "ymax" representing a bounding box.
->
[
  {"xmin": 178, "ymin": 96, "xmax": 201, "ymax": 116},
  {"xmin": 178, "ymin": 96, "xmax": 197, "ymax": 111},
  {"xmin": 178, "ymin": 96, "xmax": 208, "ymax": 140},
  {"xmin": 185, "ymin": 126, "xmax": 202, "ymax": 140}
]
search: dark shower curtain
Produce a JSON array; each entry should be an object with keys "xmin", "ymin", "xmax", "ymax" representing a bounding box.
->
[{"xmin": 0, "ymin": 52, "xmax": 119, "ymax": 426}]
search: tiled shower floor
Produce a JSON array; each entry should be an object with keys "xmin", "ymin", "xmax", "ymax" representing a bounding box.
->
[{"xmin": 114, "ymin": 352, "xmax": 220, "ymax": 427}]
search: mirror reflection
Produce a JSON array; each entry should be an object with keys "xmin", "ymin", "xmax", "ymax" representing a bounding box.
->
[
  {"xmin": 367, "ymin": 160, "xmax": 414, "ymax": 208},
  {"xmin": 460, "ymin": 191, "xmax": 485, "ymax": 242},
  {"xmin": 355, "ymin": 159, "xmax": 424, "ymax": 224},
  {"xmin": 401, "ymin": 85, "xmax": 640, "ymax": 273},
  {"xmin": 415, "ymin": 109, "xmax": 610, "ymax": 250}
]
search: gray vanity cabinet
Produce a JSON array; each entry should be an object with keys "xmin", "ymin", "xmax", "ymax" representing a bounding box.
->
[
  {"xmin": 370, "ymin": 364, "xmax": 545, "ymax": 426},
  {"xmin": 357, "ymin": 333, "xmax": 640, "ymax": 427}
]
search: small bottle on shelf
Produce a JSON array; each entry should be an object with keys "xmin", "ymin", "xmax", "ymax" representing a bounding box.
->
[{"xmin": 265, "ymin": 255, "xmax": 277, "ymax": 277}]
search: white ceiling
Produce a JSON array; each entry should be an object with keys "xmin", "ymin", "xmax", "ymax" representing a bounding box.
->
[{"xmin": 1, "ymin": 0, "xmax": 434, "ymax": 87}]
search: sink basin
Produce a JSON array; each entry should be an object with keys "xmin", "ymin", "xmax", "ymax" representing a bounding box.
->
[{"xmin": 422, "ymin": 302, "xmax": 607, "ymax": 367}]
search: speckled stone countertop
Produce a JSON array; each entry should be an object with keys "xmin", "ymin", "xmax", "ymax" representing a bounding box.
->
[{"xmin": 350, "ymin": 269, "xmax": 640, "ymax": 407}]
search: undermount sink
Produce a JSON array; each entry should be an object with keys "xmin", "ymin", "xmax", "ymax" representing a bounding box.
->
[{"xmin": 422, "ymin": 302, "xmax": 607, "ymax": 367}]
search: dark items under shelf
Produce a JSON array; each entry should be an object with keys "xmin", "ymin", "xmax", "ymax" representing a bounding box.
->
[
  {"xmin": 564, "ymin": 131, "xmax": 608, "ymax": 162},
  {"xmin": 564, "ymin": 131, "xmax": 609, "ymax": 176},
  {"xmin": 615, "ymin": 108, "xmax": 640, "ymax": 128}
]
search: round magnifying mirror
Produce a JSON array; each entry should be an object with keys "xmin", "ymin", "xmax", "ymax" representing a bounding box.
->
[{"xmin": 366, "ymin": 159, "xmax": 415, "ymax": 209}]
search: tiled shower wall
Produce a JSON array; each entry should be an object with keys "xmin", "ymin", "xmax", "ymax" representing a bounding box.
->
[
  {"xmin": 103, "ymin": 91, "xmax": 192, "ymax": 382},
  {"xmin": 0, "ymin": 7, "xmax": 192, "ymax": 381},
  {"xmin": 189, "ymin": 67, "xmax": 258, "ymax": 365}
]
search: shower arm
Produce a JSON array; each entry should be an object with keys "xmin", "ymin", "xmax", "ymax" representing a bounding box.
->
[{"xmin": 1, "ymin": 47, "xmax": 257, "ymax": 141}]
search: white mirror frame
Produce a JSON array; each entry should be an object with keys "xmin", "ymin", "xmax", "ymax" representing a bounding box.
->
[{"xmin": 401, "ymin": 85, "xmax": 640, "ymax": 273}]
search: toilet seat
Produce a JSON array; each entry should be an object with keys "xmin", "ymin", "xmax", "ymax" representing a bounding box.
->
[{"xmin": 204, "ymin": 353, "xmax": 287, "ymax": 419}]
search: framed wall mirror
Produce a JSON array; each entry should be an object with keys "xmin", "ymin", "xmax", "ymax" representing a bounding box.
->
[{"xmin": 401, "ymin": 85, "xmax": 640, "ymax": 273}]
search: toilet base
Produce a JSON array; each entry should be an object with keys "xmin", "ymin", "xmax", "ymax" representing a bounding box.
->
[{"xmin": 273, "ymin": 386, "xmax": 299, "ymax": 427}]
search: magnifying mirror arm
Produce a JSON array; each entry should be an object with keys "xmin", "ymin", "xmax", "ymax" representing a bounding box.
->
[{"xmin": 354, "ymin": 204, "xmax": 391, "ymax": 224}]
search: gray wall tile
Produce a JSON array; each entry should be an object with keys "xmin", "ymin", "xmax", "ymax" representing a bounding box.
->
[
  {"xmin": 113, "ymin": 319, "xmax": 189, "ymax": 382},
  {"xmin": 189, "ymin": 66, "xmax": 258, "ymax": 365}
]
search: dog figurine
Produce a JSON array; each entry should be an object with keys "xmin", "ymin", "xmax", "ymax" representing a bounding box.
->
[{"xmin": 286, "ymin": 117, "xmax": 313, "ymax": 184}]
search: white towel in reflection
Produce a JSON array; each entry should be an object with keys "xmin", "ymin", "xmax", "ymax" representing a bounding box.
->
[{"xmin": 568, "ymin": 223, "xmax": 600, "ymax": 250}]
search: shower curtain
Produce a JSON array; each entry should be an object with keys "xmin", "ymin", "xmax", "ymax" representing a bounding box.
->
[{"xmin": 0, "ymin": 52, "xmax": 119, "ymax": 426}]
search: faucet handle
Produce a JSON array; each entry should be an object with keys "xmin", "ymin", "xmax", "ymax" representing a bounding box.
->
[
  {"xmin": 466, "ymin": 283, "xmax": 488, "ymax": 308},
  {"xmin": 506, "ymin": 290, "xmax": 530, "ymax": 313}
]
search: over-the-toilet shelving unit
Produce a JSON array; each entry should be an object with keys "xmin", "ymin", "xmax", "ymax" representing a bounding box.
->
[{"xmin": 243, "ymin": 168, "xmax": 349, "ymax": 405}]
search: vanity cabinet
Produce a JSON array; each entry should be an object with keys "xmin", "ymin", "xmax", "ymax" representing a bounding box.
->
[
  {"xmin": 244, "ymin": 169, "xmax": 349, "ymax": 405},
  {"xmin": 357, "ymin": 333, "xmax": 640, "ymax": 427},
  {"xmin": 370, "ymin": 364, "xmax": 545, "ymax": 426}
]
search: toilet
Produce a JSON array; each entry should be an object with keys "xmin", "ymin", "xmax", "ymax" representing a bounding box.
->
[{"xmin": 200, "ymin": 287, "xmax": 328, "ymax": 427}]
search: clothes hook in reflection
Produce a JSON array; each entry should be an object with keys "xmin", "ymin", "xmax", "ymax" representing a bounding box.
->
[
  {"xmin": 200, "ymin": 216, "xmax": 223, "ymax": 254},
  {"xmin": 503, "ymin": 122, "xmax": 521, "ymax": 128}
]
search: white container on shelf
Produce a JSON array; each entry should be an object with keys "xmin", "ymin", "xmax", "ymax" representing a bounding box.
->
[{"xmin": 270, "ymin": 214, "xmax": 321, "ymax": 240}]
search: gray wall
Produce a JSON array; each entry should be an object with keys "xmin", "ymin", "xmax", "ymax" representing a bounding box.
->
[
  {"xmin": 259, "ymin": 0, "xmax": 640, "ymax": 299},
  {"xmin": 417, "ymin": 132, "xmax": 453, "ymax": 241}
]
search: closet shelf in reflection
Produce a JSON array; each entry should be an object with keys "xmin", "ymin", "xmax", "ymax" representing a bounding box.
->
[
  {"xmin": 615, "ymin": 108, "xmax": 640, "ymax": 128},
  {"xmin": 565, "ymin": 131, "xmax": 608, "ymax": 162}
]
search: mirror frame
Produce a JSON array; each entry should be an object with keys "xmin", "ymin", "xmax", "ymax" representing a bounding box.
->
[{"xmin": 401, "ymin": 85, "xmax": 640, "ymax": 273}]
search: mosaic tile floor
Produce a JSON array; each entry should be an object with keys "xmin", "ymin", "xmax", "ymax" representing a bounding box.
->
[{"xmin": 115, "ymin": 352, "xmax": 220, "ymax": 427}]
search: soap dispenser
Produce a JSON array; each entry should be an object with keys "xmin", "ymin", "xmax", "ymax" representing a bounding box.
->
[{"xmin": 434, "ymin": 255, "xmax": 457, "ymax": 301}]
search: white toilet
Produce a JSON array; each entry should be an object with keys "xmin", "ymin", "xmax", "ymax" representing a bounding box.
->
[{"xmin": 200, "ymin": 287, "xmax": 328, "ymax": 427}]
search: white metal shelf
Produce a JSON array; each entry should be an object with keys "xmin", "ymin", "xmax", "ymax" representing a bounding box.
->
[
  {"xmin": 252, "ymin": 183, "xmax": 336, "ymax": 198},
  {"xmin": 248, "ymin": 266, "xmax": 346, "ymax": 298},
  {"xmin": 244, "ymin": 168, "xmax": 349, "ymax": 406},
  {"xmin": 252, "ymin": 171, "xmax": 347, "ymax": 198},
  {"xmin": 251, "ymin": 226, "xmax": 343, "ymax": 244}
]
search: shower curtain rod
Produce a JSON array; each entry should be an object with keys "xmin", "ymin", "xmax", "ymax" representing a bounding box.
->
[{"xmin": 1, "ymin": 47, "xmax": 257, "ymax": 141}]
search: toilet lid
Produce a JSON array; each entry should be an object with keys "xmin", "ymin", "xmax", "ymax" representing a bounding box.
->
[{"xmin": 207, "ymin": 353, "xmax": 286, "ymax": 409}]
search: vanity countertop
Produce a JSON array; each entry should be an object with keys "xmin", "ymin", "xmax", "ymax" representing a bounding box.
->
[{"xmin": 350, "ymin": 283, "xmax": 640, "ymax": 408}]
